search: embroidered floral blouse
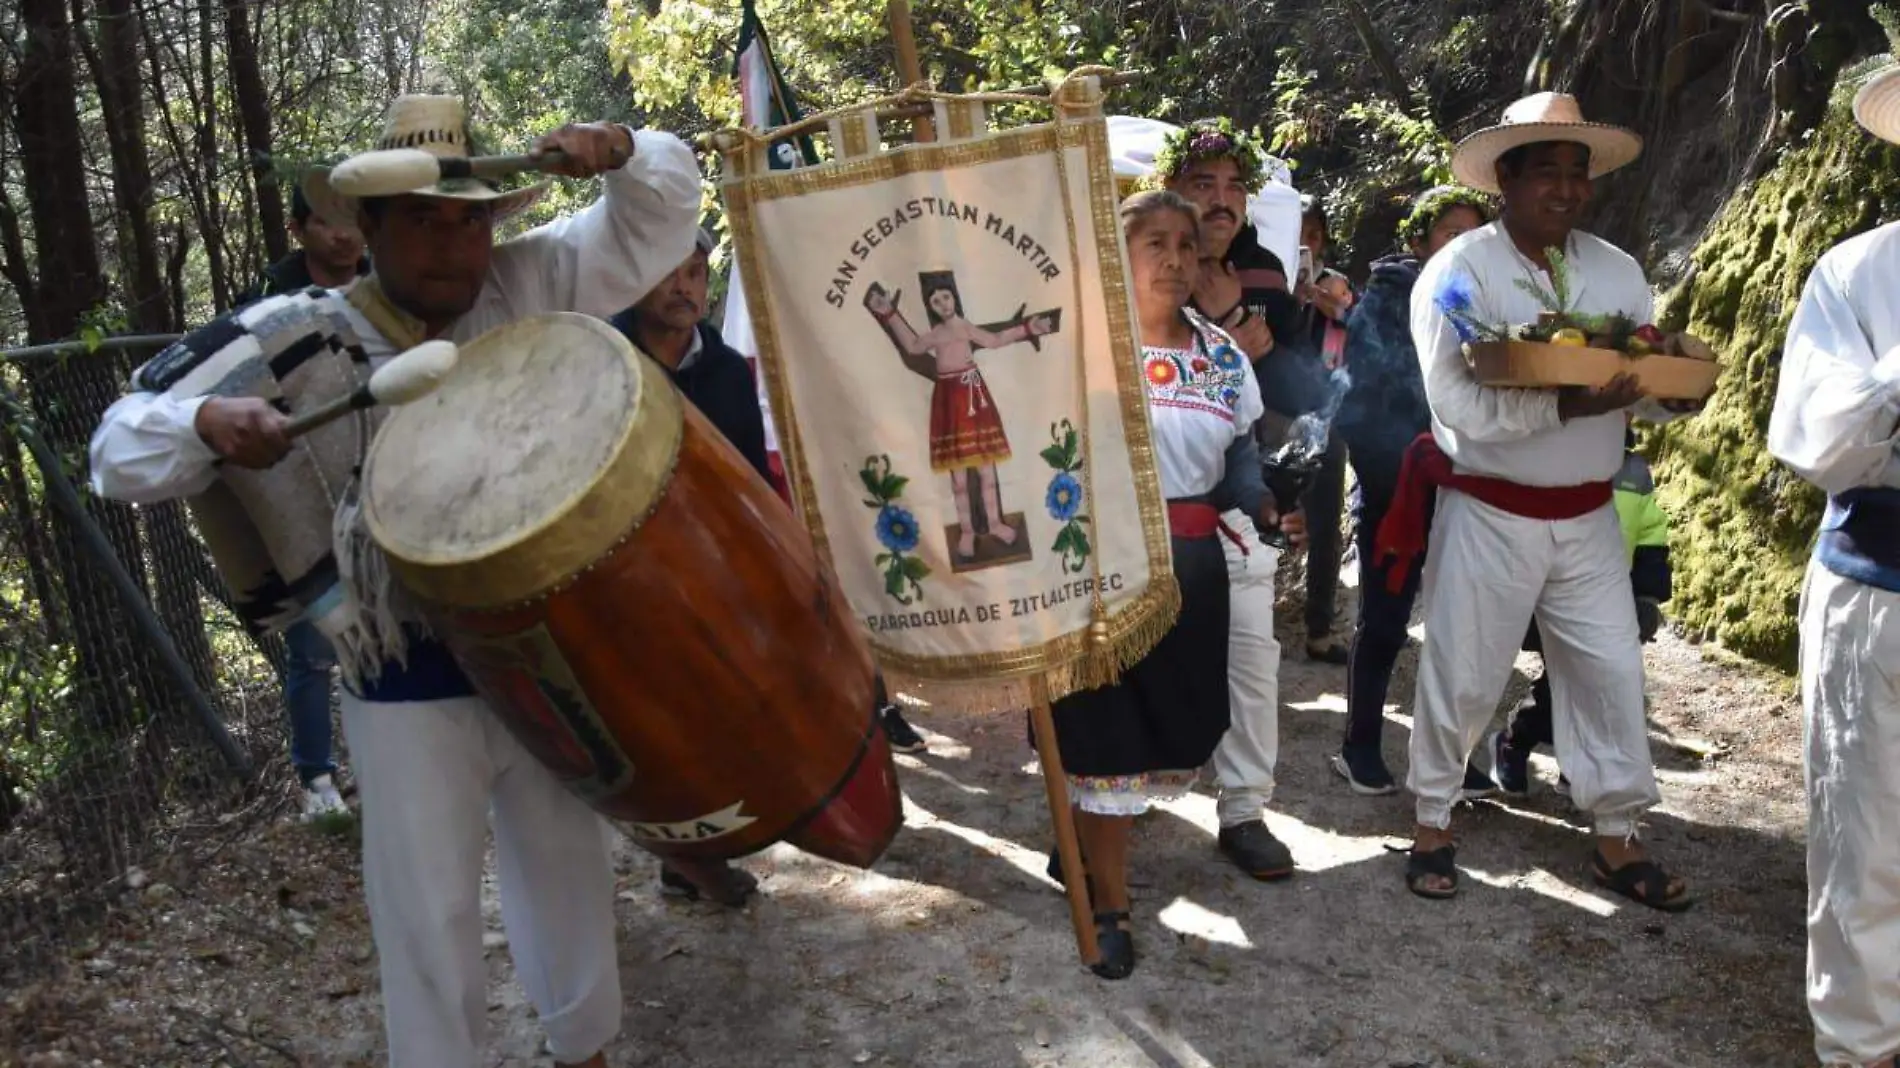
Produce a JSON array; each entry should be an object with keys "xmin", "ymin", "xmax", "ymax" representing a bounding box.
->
[{"xmin": 1141, "ymin": 313, "xmax": 1269, "ymax": 514}]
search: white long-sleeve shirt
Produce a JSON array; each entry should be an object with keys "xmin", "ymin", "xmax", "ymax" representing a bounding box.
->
[
  {"xmin": 1411, "ymin": 221, "xmax": 1673, "ymax": 487},
  {"xmin": 90, "ymin": 128, "xmax": 702, "ymax": 505},
  {"xmin": 1768, "ymin": 221, "xmax": 1900, "ymax": 496}
]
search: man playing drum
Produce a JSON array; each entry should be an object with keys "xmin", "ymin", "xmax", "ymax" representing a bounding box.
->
[{"xmin": 88, "ymin": 94, "xmax": 702, "ymax": 1067}]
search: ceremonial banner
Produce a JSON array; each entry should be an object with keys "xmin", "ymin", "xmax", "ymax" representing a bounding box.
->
[{"xmin": 719, "ymin": 76, "xmax": 1176, "ymax": 710}]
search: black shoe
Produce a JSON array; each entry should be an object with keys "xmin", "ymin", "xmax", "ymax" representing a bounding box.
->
[
  {"xmin": 1461, "ymin": 761, "xmax": 1500, "ymax": 800},
  {"xmin": 1090, "ymin": 911, "xmax": 1135, "ymax": 980},
  {"xmin": 880, "ymin": 705, "xmax": 927, "ymax": 753},
  {"xmin": 1330, "ymin": 745, "xmax": 1398, "ymax": 796},
  {"xmin": 1217, "ymin": 820, "xmax": 1295, "ymax": 880},
  {"xmin": 659, "ymin": 862, "xmax": 758, "ymax": 907},
  {"xmin": 1489, "ymin": 728, "xmax": 1531, "ymax": 796}
]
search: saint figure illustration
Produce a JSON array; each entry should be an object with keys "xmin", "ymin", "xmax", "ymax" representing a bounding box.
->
[{"xmin": 864, "ymin": 271, "xmax": 1061, "ymax": 560}]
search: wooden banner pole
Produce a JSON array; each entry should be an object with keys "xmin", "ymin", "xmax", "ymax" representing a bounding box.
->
[
  {"xmin": 1028, "ymin": 677, "xmax": 1101, "ymax": 967},
  {"xmin": 887, "ymin": 0, "xmax": 936, "ymax": 143}
]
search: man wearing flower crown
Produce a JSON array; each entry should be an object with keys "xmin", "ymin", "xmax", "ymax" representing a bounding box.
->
[
  {"xmin": 87, "ymin": 94, "xmax": 702, "ymax": 1067},
  {"xmin": 1771, "ymin": 65, "xmax": 1900, "ymax": 1068},
  {"xmin": 1383, "ymin": 93, "xmax": 1699, "ymax": 909},
  {"xmin": 1153, "ymin": 117, "xmax": 1318, "ymax": 881}
]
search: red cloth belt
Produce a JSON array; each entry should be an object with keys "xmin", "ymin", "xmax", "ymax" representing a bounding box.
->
[
  {"xmin": 1167, "ymin": 501, "xmax": 1249, "ymax": 553},
  {"xmin": 1167, "ymin": 501, "xmax": 1221, "ymax": 540},
  {"xmin": 1372, "ymin": 433, "xmax": 1613, "ymax": 594}
]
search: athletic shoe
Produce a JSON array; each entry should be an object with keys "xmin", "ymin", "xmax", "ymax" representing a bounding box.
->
[
  {"xmin": 1330, "ymin": 746, "xmax": 1398, "ymax": 796},
  {"xmin": 880, "ymin": 705, "xmax": 928, "ymax": 754},
  {"xmin": 300, "ymin": 773, "xmax": 349, "ymax": 821},
  {"xmin": 1490, "ymin": 729, "xmax": 1532, "ymax": 796},
  {"xmin": 1461, "ymin": 762, "xmax": 1500, "ymax": 801}
]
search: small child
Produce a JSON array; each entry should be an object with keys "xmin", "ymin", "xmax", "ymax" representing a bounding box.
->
[{"xmin": 1490, "ymin": 425, "xmax": 1671, "ymax": 795}]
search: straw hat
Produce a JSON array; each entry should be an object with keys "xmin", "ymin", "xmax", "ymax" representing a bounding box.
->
[
  {"xmin": 303, "ymin": 95, "xmax": 545, "ymax": 225},
  {"xmin": 1450, "ymin": 92, "xmax": 1643, "ymax": 194},
  {"xmin": 1854, "ymin": 66, "xmax": 1900, "ymax": 145}
]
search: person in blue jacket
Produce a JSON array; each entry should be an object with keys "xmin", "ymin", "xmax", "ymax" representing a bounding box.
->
[{"xmin": 1330, "ymin": 186, "xmax": 1494, "ymax": 795}]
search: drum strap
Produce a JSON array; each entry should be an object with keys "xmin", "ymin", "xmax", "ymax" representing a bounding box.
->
[
  {"xmin": 322, "ymin": 276, "xmax": 439, "ymax": 688},
  {"xmin": 346, "ymin": 276, "xmax": 429, "ymax": 350}
]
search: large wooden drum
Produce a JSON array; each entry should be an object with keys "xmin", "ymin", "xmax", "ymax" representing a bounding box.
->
[{"xmin": 360, "ymin": 313, "xmax": 900, "ymax": 867}]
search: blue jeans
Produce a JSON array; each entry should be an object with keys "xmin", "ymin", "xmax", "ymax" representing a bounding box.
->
[{"xmin": 283, "ymin": 620, "xmax": 339, "ymax": 786}]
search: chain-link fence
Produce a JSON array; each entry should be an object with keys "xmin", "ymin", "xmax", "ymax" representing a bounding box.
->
[{"xmin": 0, "ymin": 341, "xmax": 299, "ymax": 984}]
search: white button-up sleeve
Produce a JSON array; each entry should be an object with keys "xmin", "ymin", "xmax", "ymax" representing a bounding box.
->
[
  {"xmin": 1769, "ymin": 251, "xmax": 1900, "ymax": 494},
  {"xmin": 488, "ymin": 127, "xmax": 702, "ymax": 320},
  {"xmin": 88, "ymin": 390, "xmax": 220, "ymax": 504},
  {"xmin": 1412, "ymin": 251, "xmax": 1562, "ymax": 443}
]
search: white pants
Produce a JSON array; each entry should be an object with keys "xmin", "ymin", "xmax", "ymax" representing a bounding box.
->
[
  {"xmin": 1213, "ymin": 510, "xmax": 1282, "ymax": 827},
  {"xmin": 1408, "ymin": 493, "xmax": 1658, "ymax": 835},
  {"xmin": 1803, "ymin": 562, "xmax": 1900, "ymax": 1066},
  {"xmin": 341, "ymin": 693, "xmax": 621, "ymax": 1068}
]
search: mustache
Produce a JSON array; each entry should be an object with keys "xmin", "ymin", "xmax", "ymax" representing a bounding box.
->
[{"xmin": 1204, "ymin": 207, "xmax": 1237, "ymax": 222}]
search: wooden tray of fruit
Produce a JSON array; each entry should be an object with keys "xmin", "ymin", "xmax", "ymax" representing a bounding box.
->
[{"xmin": 1463, "ymin": 323, "xmax": 1719, "ymax": 402}]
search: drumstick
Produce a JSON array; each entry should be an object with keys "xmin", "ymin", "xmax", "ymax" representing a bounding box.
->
[
  {"xmin": 283, "ymin": 340, "xmax": 459, "ymax": 439},
  {"xmin": 326, "ymin": 148, "xmax": 572, "ymax": 198}
]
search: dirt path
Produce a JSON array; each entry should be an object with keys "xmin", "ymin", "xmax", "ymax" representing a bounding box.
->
[{"xmin": 1, "ymin": 561, "xmax": 1813, "ymax": 1068}]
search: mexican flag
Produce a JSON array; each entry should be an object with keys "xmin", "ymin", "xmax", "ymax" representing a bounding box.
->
[{"xmin": 725, "ymin": 0, "xmax": 817, "ymax": 505}]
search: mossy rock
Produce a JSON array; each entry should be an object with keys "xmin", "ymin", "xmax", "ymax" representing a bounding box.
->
[{"xmin": 1650, "ymin": 59, "xmax": 1900, "ymax": 671}]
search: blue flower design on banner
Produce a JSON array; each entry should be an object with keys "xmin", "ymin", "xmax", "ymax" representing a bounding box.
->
[
  {"xmin": 1045, "ymin": 472, "xmax": 1083, "ymax": 522},
  {"xmin": 860, "ymin": 454, "xmax": 930, "ymax": 604},
  {"xmin": 1039, "ymin": 419, "xmax": 1092, "ymax": 575},
  {"xmin": 875, "ymin": 505, "xmax": 921, "ymax": 553}
]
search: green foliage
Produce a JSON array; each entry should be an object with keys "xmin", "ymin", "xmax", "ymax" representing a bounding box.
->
[{"xmin": 1650, "ymin": 61, "xmax": 1900, "ymax": 670}]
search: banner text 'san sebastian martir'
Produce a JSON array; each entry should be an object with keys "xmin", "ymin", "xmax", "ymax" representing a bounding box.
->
[
  {"xmin": 824, "ymin": 198, "xmax": 1061, "ymax": 308},
  {"xmin": 863, "ymin": 573, "xmax": 1126, "ymax": 634}
]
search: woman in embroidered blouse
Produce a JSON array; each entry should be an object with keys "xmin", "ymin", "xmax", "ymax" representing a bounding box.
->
[{"xmin": 1042, "ymin": 189, "xmax": 1302, "ymax": 979}]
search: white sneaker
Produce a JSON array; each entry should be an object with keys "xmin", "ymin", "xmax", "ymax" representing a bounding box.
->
[{"xmin": 301, "ymin": 773, "xmax": 350, "ymax": 821}]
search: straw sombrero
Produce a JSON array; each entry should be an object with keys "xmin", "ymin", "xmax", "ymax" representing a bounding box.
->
[
  {"xmin": 1450, "ymin": 92, "xmax": 1643, "ymax": 194},
  {"xmin": 303, "ymin": 95, "xmax": 545, "ymax": 225},
  {"xmin": 1854, "ymin": 66, "xmax": 1900, "ymax": 145}
]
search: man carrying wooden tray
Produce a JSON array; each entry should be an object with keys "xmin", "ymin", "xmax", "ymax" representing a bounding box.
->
[{"xmin": 1377, "ymin": 92, "xmax": 1699, "ymax": 907}]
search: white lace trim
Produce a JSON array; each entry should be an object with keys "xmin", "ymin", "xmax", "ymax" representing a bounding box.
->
[{"xmin": 1068, "ymin": 769, "xmax": 1200, "ymax": 816}]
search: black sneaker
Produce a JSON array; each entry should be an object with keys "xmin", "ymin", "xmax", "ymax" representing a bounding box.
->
[
  {"xmin": 1489, "ymin": 729, "xmax": 1531, "ymax": 796},
  {"xmin": 880, "ymin": 705, "xmax": 927, "ymax": 754},
  {"xmin": 1217, "ymin": 820, "xmax": 1295, "ymax": 880},
  {"xmin": 1461, "ymin": 761, "xmax": 1500, "ymax": 801},
  {"xmin": 659, "ymin": 862, "xmax": 758, "ymax": 907},
  {"xmin": 1330, "ymin": 745, "xmax": 1398, "ymax": 796}
]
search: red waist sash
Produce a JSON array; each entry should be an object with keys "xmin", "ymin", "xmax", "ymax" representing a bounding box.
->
[
  {"xmin": 1168, "ymin": 501, "xmax": 1221, "ymax": 539},
  {"xmin": 1372, "ymin": 433, "xmax": 1612, "ymax": 593}
]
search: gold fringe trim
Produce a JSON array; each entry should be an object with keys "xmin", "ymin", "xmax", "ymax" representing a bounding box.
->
[{"xmin": 879, "ymin": 575, "xmax": 1180, "ymax": 716}]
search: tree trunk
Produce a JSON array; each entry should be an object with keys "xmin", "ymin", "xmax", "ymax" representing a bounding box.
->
[
  {"xmin": 14, "ymin": 0, "xmax": 211, "ymax": 876},
  {"xmin": 196, "ymin": 0, "xmax": 233, "ymax": 307},
  {"xmin": 1336, "ymin": 0, "xmax": 1433, "ymax": 125},
  {"xmin": 223, "ymin": 0, "xmax": 286, "ymax": 264},
  {"xmin": 74, "ymin": 0, "xmax": 171, "ymax": 334}
]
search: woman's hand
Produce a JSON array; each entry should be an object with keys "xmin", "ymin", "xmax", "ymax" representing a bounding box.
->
[{"xmin": 1027, "ymin": 314, "xmax": 1053, "ymax": 336}]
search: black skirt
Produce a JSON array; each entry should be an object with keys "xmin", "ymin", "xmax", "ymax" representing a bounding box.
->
[{"xmin": 1041, "ymin": 532, "xmax": 1231, "ymax": 778}]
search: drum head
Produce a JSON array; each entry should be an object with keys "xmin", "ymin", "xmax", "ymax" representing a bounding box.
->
[{"xmin": 363, "ymin": 312, "xmax": 682, "ymax": 607}]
